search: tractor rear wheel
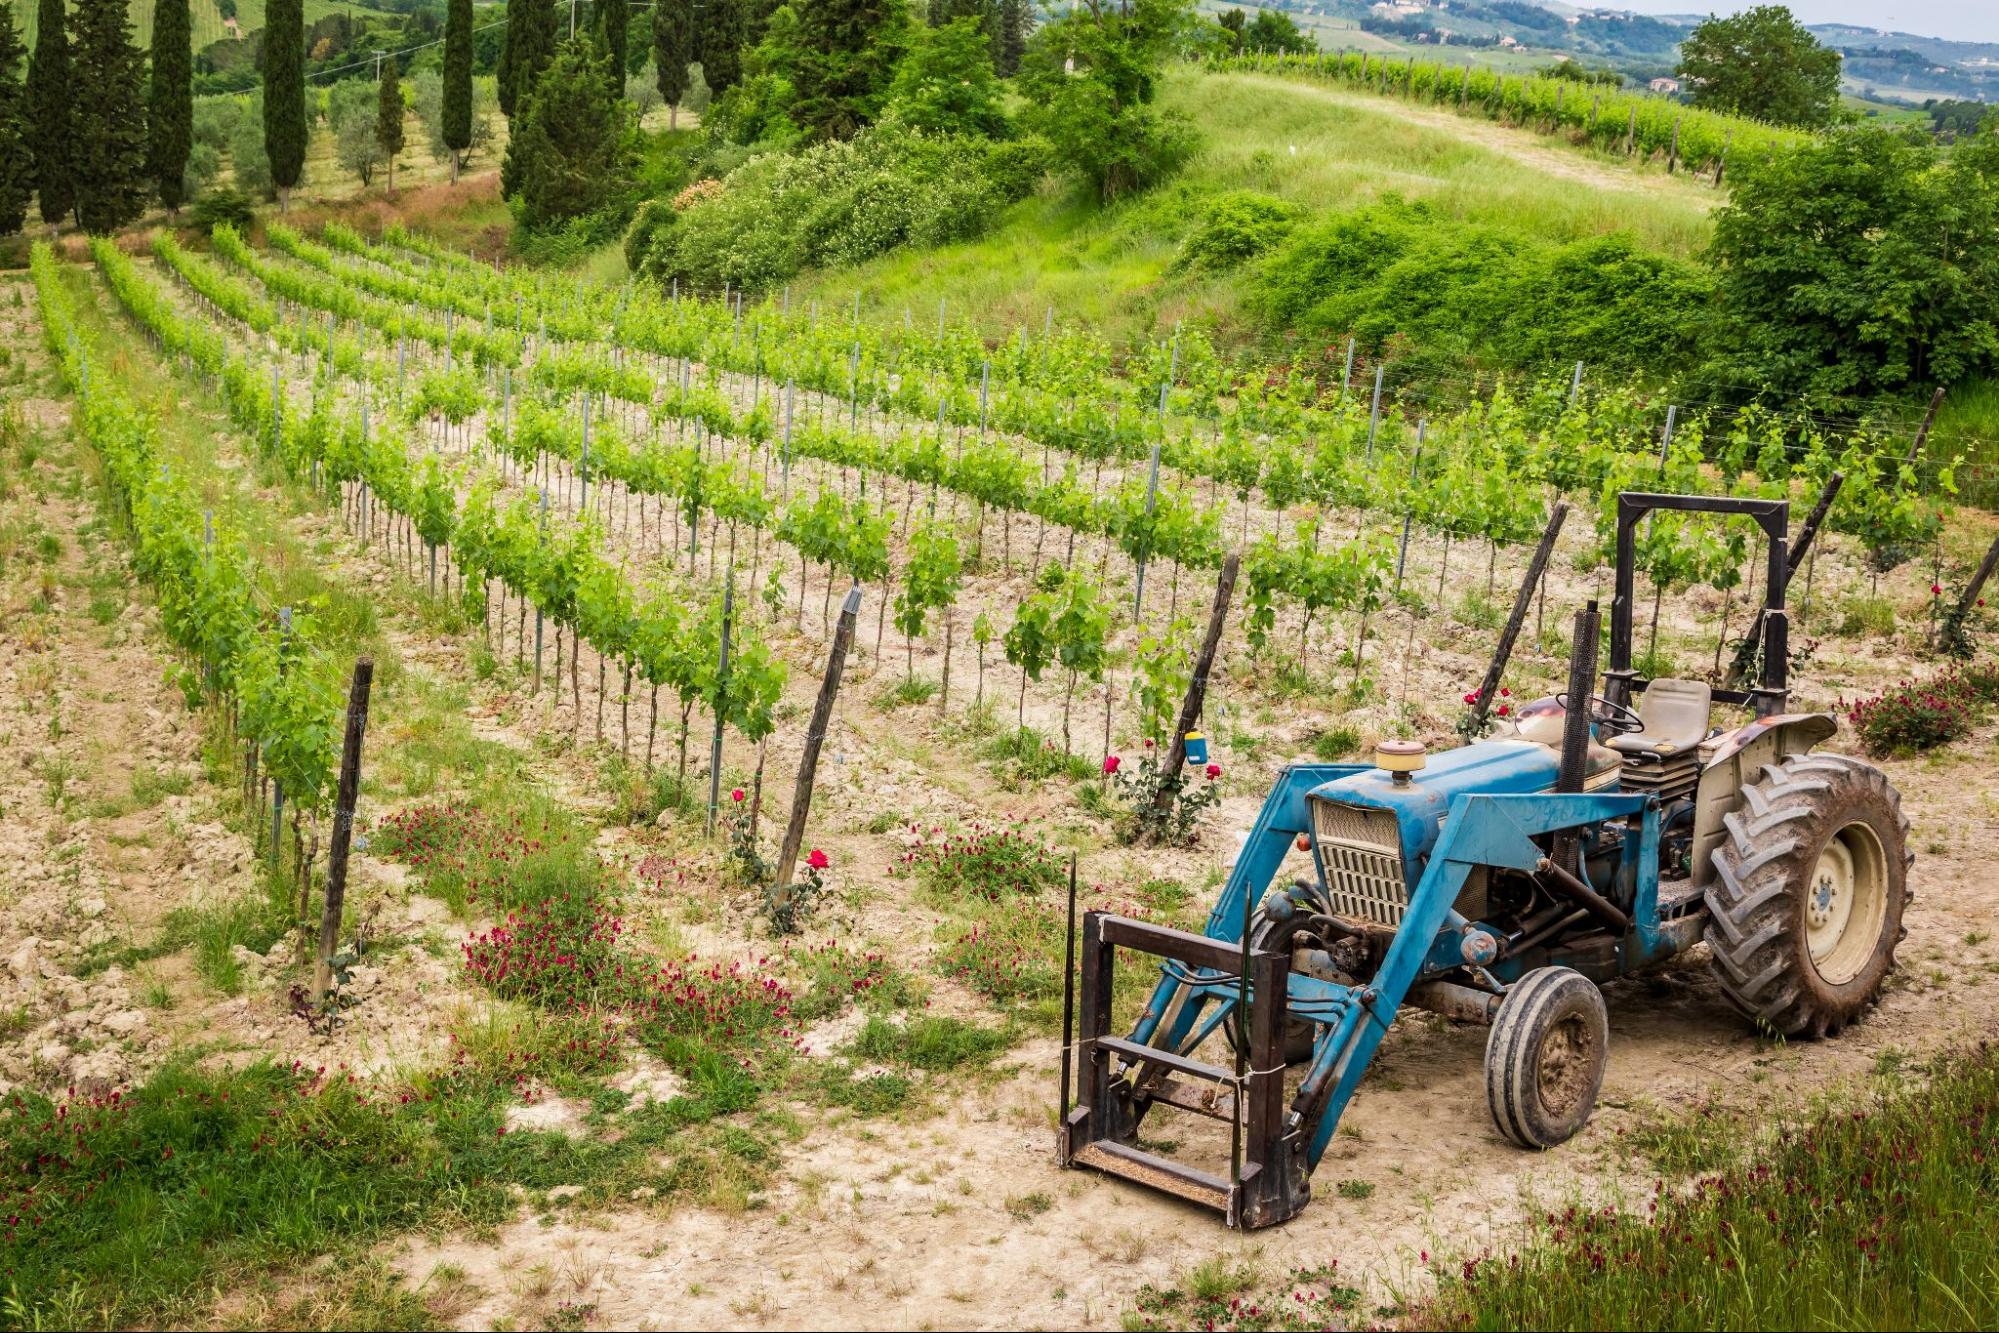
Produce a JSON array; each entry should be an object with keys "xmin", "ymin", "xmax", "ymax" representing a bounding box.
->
[
  {"xmin": 1485, "ymin": 966, "xmax": 1608, "ymax": 1149},
  {"xmin": 1704, "ymin": 753, "xmax": 1911, "ymax": 1039}
]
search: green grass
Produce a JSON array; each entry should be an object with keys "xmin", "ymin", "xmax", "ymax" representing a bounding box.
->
[
  {"xmin": 850, "ymin": 1013, "xmax": 1012, "ymax": 1072},
  {"xmin": 789, "ymin": 67, "xmax": 1716, "ymax": 354},
  {"xmin": 1933, "ymin": 376, "xmax": 1999, "ymax": 508},
  {"xmin": 1418, "ymin": 1045, "xmax": 1999, "ymax": 1330},
  {"xmin": 0, "ymin": 1043, "xmax": 757, "ymax": 1329}
]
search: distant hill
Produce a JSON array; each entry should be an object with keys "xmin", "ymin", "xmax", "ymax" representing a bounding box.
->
[{"xmin": 1259, "ymin": 2, "xmax": 1997, "ymax": 104}]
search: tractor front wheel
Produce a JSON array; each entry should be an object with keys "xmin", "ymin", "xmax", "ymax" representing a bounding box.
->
[
  {"xmin": 1704, "ymin": 753, "xmax": 1911, "ymax": 1039},
  {"xmin": 1485, "ymin": 966, "xmax": 1609, "ymax": 1149}
]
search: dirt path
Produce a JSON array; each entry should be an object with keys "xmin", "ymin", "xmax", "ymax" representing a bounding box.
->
[
  {"xmin": 1235, "ymin": 72, "xmax": 1722, "ymax": 206},
  {"xmin": 0, "ymin": 274, "xmax": 260, "ymax": 1093}
]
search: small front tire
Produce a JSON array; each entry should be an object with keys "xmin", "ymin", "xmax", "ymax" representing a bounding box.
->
[{"xmin": 1485, "ymin": 966, "xmax": 1609, "ymax": 1150}]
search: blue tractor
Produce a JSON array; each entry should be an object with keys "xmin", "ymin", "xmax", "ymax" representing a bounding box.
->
[{"xmin": 1057, "ymin": 493, "xmax": 1912, "ymax": 1227}]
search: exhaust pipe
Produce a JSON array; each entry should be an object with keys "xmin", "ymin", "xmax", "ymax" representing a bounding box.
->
[
  {"xmin": 1557, "ymin": 600, "xmax": 1600, "ymax": 796},
  {"xmin": 1553, "ymin": 601, "xmax": 1601, "ymax": 875}
]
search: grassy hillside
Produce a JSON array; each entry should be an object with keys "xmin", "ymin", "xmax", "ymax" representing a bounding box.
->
[{"xmin": 782, "ymin": 66, "xmax": 1718, "ymax": 355}]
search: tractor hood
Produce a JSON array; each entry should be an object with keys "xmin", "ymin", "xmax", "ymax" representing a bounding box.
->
[{"xmin": 1308, "ymin": 739, "xmax": 1561, "ymax": 870}]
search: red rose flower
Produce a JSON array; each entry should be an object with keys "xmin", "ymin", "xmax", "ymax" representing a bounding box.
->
[
  {"xmin": 731, "ymin": 788, "xmax": 745, "ymax": 803},
  {"xmin": 1205, "ymin": 763, "xmax": 1222, "ymax": 780},
  {"xmin": 1103, "ymin": 755, "xmax": 1121, "ymax": 775},
  {"xmin": 806, "ymin": 848, "xmax": 829, "ymax": 870}
]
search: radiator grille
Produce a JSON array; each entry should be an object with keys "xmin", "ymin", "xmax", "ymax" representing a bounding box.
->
[{"xmin": 1311, "ymin": 799, "xmax": 1409, "ymax": 927}]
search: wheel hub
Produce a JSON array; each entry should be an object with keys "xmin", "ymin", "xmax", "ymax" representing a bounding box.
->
[
  {"xmin": 1536, "ymin": 1015, "xmax": 1596, "ymax": 1118},
  {"xmin": 1805, "ymin": 824, "xmax": 1888, "ymax": 987}
]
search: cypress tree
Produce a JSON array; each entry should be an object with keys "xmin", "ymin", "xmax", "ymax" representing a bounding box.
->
[
  {"xmin": 498, "ymin": 0, "xmax": 522, "ymax": 115},
  {"xmin": 376, "ymin": 54, "xmax": 405, "ymax": 191},
  {"xmin": 25, "ymin": 0, "xmax": 71, "ymax": 227},
  {"xmin": 500, "ymin": 0, "xmax": 557, "ymax": 120},
  {"xmin": 0, "ymin": 0, "xmax": 27, "ymax": 235},
  {"xmin": 263, "ymin": 0, "xmax": 306, "ymax": 210},
  {"xmin": 993, "ymin": 0, "xmax": 1029, "ymax": 77},
  {"xmin": 788, "ymin": 0, "xmax": 911, "ymax": 141},
  {"xmin": 652, "ymin": 0, "xmax": 692, "ymax": 129},
  {"xmin": 71, "ymin": 0, "xmax": 149, "ymax": 233},
  {"xmin": 596, "ymin": 0, "xmax": 627, "ymax": 90},
  {"xmin": 148, "ymin": 0, "xmax": 194, "ymax": 212},
  {"xmin": 504, "ymin": 38, "xmax": 627, "ymax": 229},
  {"xmin": 697, "ymin": 0, "xmax": 744, "ymax": 98},
  {"xmin": 443, "ymin": 0, "xmax": 472, "ymax": 179}
]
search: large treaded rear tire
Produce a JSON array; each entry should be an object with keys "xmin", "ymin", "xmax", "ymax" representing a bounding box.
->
[{"xmin": 1704, "ymin": 752, "xmax": 1912, "ymax": 1039}]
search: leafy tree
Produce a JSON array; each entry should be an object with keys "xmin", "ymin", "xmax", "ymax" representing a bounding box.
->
[
  {"xmin": 443, "ymin": 0, "xmax": 473, "ymax": 178},
  {"xmin": 1708, "ymin": 126, "xmax": 1999, "ymax": 401},
  {"xmin": 0, "ymin": 1, "xmax": 27, "ymax": 235},
  {"xmin": 653, "ymin": 0, "xmax": 695, "ymax": 126},
  {"xmin": 26, "ymin": 0, "xmax": 72, "ymax": 227},
  {"xmin": 500, "ymin": 0, "xmax": 559, "ymax": 118},
  {"xmin": 378, "ymin": 56, "xmax": 407, "ymax": 189},
  {"xmin": 1244, "ymin": 8, "xmax": 1311, "ymax": 55},
  {"xmin": 263, "ymin": 0, "xmax": 306, "ymax": 210},
  {"xmin": 503, "ymin": 38, "xmax": 631, "ymax": 227},
  {"xmin": 594, "ymin": 0, "xmax": 628, "ymax": 88},
  {"xmin": 148, "ymin": 0, "xmax": 194, "ymax": 212},
  {"xmin": 1924, "ymin": 98, "xmax": 1993, "ymax": 141},
  {"xmin": 992, "ymin": 0, "xmax": 1030, "ymax": 76},
  {"xmin": 1678, "ymin": 5, "xmax": 1840, "ymax": 129},
  {"xmin": 1019, "ymin": 0, "xmax": 1194, "ymax": 201},
  {"xmin": 698, "ymin": 0, "xmax": 747, "ymax": 97},
  {"xmin": 329, "ymin": 77, "xmax": 383, "ymax": 185},
  {"xmin": 886, "ymin": 15, "xmax": 1005, "ymax": 138},
  {"xmin": 71, "ymin": 0, "xmax": 149, "ymax": 233},
  {"xmin": 785, "ymin": 0, "xmax": 911, "ymax": 141},
  {"xmin": 229, "ymin": 88, "xmax": 273, "ymax": 197}
]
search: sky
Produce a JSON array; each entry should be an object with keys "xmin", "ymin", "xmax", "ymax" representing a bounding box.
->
[{"xmin": 1610, "ymin": 2, "xmax": 1996, "ymax": 44}]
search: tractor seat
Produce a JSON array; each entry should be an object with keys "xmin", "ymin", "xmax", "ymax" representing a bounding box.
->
[{"xmin": 1607, "ymin": 678, "xmax": 1713, "ymax": 763}]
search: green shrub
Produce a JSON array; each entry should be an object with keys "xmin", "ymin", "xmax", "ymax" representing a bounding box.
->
[
  {"xmin": 1179, "ymin": 190, "xmax": 1300, "ymax": 272},
  {"xmin": 623, "ymin": 197, "xmax": 679, "ymax": 277},
  {"xmin": 1250, "ymin": 197, "xmax": 1713, "ymax": 376},
  {"xmin": 641, "ymin": 125, "xmax": 1028, "ymax": 291},
  {"xmin": 188, "ymin": 187, "xmax": 255, "ymax": 236},
  {"xmin": 981, "ymin": 134, "xmax": 1052, "ymax": 200}
]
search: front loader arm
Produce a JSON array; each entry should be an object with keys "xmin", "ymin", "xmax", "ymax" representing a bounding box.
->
[{"xmin": 1131, "ymin": 763, "xmax": 1366, "ymax": 1050}]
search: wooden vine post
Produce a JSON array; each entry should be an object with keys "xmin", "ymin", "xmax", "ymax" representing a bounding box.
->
[
  {"xmin": 1468, "ymin": 503, "xmax": 1569, "ymax": 733},
  {"xmin": 1149, "ymin": 553, "xmax": 1240, "ymax": 839},
  {"xmin": 705, "ymin": 579, "xmax": 735, "ymax": 836},
  {"xmin": 1906, "ymin": 387, "xmax": 1946, "ymax": 464},
  {"xmin": 1941, "ymin": 532, "xmax": 1999, "ymax": 657},
  {"xmin": 775, "ymin": 586, "xmax": 861, "ymax": 890},
  {"xmin": 313, "ymin": 658, "xmax": 374, "ymax": 1004}
]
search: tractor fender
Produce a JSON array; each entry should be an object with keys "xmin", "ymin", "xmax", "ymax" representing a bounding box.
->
[{"xmin": 1689, "ymin": 714, "xmax": 1838, "ymax": 886}]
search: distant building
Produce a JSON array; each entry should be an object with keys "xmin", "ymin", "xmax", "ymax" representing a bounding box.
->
[{"xmin": 1649, "ymin": 76, "xmax": 1681, "ymax": 94}]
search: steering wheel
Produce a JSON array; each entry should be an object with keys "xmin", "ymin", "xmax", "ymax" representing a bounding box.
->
[{"xmin": 1556, "ymin": 691, "xmax": 1645, "ymax": 737}]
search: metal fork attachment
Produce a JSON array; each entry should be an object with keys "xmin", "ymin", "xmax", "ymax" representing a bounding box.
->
[{"xmin": 1056, "ymin": 912, "xmax": 1308, "ymax": 1229}]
